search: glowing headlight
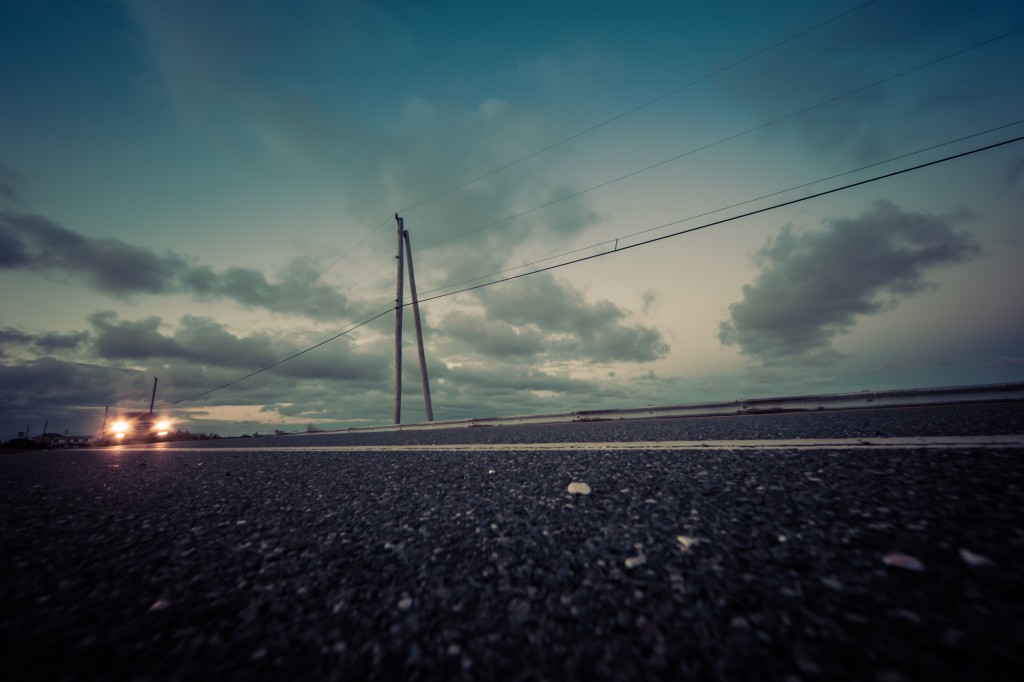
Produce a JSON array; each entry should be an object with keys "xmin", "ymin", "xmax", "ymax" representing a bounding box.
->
[
  {"xmin": 111, "ymin": 420, "xmax": 130, "ymax": 434},
  {"xmin": 155, "ymin": 420, "xmax": 171, "ymax": 431}
]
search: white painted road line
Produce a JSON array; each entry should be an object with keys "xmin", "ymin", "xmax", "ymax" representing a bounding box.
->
[{"xmin": 121, "ymin": 434, "xmax": 1024, "ymax": 453}]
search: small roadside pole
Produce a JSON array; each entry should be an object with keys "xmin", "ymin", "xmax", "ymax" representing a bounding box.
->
[
  {"xmin": 393, "ymin": 214, "xmax": 406, "ymax": 424},
  {"xmin": 403, "ymin": 227, "xmax": 434, "ymax": 422}
]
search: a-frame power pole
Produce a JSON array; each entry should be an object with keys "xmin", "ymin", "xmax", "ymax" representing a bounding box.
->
[
  {"xmin": 403, "ymin": 227, "xmax": 434, "ymax": 422},
  {"xmin": 393, "ymin": 214, "xmax": 405, "ymax": 424},
  {"xmin": 393, "ymin": 214, "xmax": 434, "ymax": 423}
]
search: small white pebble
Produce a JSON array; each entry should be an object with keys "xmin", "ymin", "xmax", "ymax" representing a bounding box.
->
[
  {"xmin": 676, "ymin": 535, "xmax": 700, "ymax": 550},
  {"xmin": 959, "ymin": 549, "xmax": 994, "ymax": 567},
  {"xmin": 624, "ymin": 555, "xmax": 646, "ymax": 569},
  {"xmin": 567, "ymin": 481, "xmax": 591, "ymax": 495},
  {"xmin": 821, "ymin": 576, "xmax": 844, "ymax": 591},
  {"xmin": 882, "ymin": 552, "xmax": 925, "ymax": 572},
  {"xmin": 148, "ymin": 598, "xmax": 171, "ymax": 612}
]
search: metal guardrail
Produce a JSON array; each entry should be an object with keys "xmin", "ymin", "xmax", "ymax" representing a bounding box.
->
[{"xmin": 317, "ymin": 381, "xmax": 1024, "ymax": 435}]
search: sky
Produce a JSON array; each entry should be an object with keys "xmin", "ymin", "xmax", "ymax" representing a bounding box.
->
[{"xmin": 2, "ymin": 0, "xmax": 1023, "ymax": 438}]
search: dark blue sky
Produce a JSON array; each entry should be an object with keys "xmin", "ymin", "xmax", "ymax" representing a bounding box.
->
[{"xmin": 2, "ymin": 0, "xmax": 1023, "ymax": 436}]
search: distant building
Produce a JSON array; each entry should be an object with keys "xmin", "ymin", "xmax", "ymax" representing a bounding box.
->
[{"xmin": 32, "ymin": 433, "xmax": 96, "ymax": 448}]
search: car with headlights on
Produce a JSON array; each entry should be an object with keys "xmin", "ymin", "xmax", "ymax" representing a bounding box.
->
[{"xmin": 104, "ymin": 411, "xmax": 173, "ymax": 444}]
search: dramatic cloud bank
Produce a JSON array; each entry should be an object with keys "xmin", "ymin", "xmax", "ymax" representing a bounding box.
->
[
  {"xmin": 444, "ymin": 272, "xmax": 669, "ymax": 364},
  {"xmin": 0, "ymin": 209, "xmax": 364, "ymax": 320},
  {"xmin": 718, "ymin": 200, "xmax": 982, "ymax": 364}
]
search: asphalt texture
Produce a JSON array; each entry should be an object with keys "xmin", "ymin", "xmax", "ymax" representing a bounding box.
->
[{"xmin": 2, "ymin": 403, "xmax": 1023, "ymax": 681}]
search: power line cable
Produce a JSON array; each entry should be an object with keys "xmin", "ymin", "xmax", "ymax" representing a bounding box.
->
[
  {"xmin": 416, "ymin": 117, "xmax": 1024, "ymax": 298},
  {"xmin": 412, "ymin": 134, "xmax": 1024, "ymax": 306},
  {"xmin": 164, "ymin": 132, "xmax": 1024, "ymax": 405},
  {"xmin": 283, "ymin": 255, "xmax": 395, "ymax": 324},
  {"xmin": 243, "ymin": 215, "xmax": 393, "ymax": 330},
  {"xmin": 201, "ymin": 9, "xmax": 1018, "ymax": 343},
  {"xmin": 171, "ymin": 226, "xmax": 397, "ymax": 406},
  {"xmin": 165, "ymin": 304, "xmax": 395, "ymax": 406},
  {"xmin": 414, "ymin": 25, "xmax": 1024, "ymax": 255},
  {"xmin": 289, "ymin": 301, "xmax": 396, "ymax": 353},
  {"xmin": 396, "ymin": 0, "xmax": 880, "ymax": 214},
  {"xmin": 234, "ymin": 1, "xmax": 873, "ymax": 327},
  {"xmin": 260, "ymin": 2, "xmax": 887, "ymax": 320},
  {"xmin": 205, "ymin": 4, "xmax": 1013, "ymax": 333}
]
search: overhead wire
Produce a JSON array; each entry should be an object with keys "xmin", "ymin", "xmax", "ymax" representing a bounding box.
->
[
  {"xmin": 164, "ymin": 303, "xmax": 396, "ymax": 406},
  {"xmin": 212, "ymin": 1, "xmax": 886, "ymax": 332},
  {"xmin": 161, "ymin": 218, "xmax": 398, "ymax": 408},
  {"xmin": 395, "ymin": 0, "xmax": 880, "ymax": 214},
  {"xmin": 416, "ymin": 118, "xmax": 1024, "ymax": 298},
  {"xmin": 164, "ymin": 14, "xmax": 1024, "ymax": 406},
  {"xmin": 241, "ymin": 214, "xmax": 394, "ymax": 331},
  {"xmin": 208, "ymin": 9, "xmax": 1020, "ymax": 350},
  {"xmin": 411, "ymin": 134, "xmax": 1024, "ymax": 306},
  {"xmin": 288, "ymin": 300, "xmax": 396, "ymax": 354},
  {"xmin": 166, "ymin": 132, "xmax": 1024, "ymax": 405},
  {"xmin": 281, "ymin": 255, "xmax": 395, "ymax": 324},
  {"xmin": 412, "ymin": 24, "xmax": 1024, "ymax": 255}
]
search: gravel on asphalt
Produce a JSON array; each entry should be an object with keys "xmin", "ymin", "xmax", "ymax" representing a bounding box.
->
[{"xmin": 2, "ymin": 428, "xmax": 1023, "ymax": 680}]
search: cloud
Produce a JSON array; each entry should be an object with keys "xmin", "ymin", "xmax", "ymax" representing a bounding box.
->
[
  {"xmin": 442, "ymin": 273, "xmax": 668, "ymax": 363},
  {"xmin": 448, "ymin": 363, "xmax": 599, "ymax": 394},
  {"xmin": 117, "ymin": 1, "xmax": 604, "ymax": 282},
  {"xmin": 985, "ymin": 355, "xmax": 1024, "ymax": 368},
  {"xmin": 863, "ymin": 357, "xmax": 959, "ymax": 375},
  {"xmin": 0, "ymin": 309, "xmax": 395, "ymax": 434},
  {"xmin": 0, "ymin": 356, "xmax": 142, "ymax": 428},
  {"xmin": 718, "ymin": 200, "xmax": 981, "ymax": 364},
  {"xmin": 441, "ymin": 310, "xmax": 546, "ymax": 357},
  {"xmin": 1007, "ymin": 157, "xmax": 1024, "ymax": 189},
  {"xmin": 0, "ymin": 160, "xmax": 25, "ymax": 208},
  {"xmin": 428, "ymin": 362, "xmax": 603, "ymax": 418},
  {"xmin": 421, "ymin": 361, "xmax": 689, "ymax": 421},
  {"xmin": 0, "ymin": 327, "xmax": 90, "ymax": 358},
  {"xmin": 640, "ymin": 290, "xmax": 658, "ymax": 315},
  {"xmin": 720, "ymin": 0, "xmax": 1013, "ymax": 162},
  {"xmin": 0, "ymin": 328, "xmax": 33, "ymax": 348},
  {"xmin": 481, "ymin": 273, "xmax": 669, "ymax": 363},
  {"xmin": 85, "ymin": 310, "xmax": 390, "ymax": 381},
  {"xmin": 88, "ymin": 311, "xmax": 183, "ymax": 360},
  {"xmin": 0, "ymin": 210, "xmax": 198, "ymax": 294},
  {"xmin": 0, "ymin": 209, "xmax": 366, "ymax": 319}
]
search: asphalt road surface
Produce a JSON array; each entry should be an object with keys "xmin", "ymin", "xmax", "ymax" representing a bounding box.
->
[{"xmin": 2, "ymin": 403, "xmax": 1023, "ymax": 681}]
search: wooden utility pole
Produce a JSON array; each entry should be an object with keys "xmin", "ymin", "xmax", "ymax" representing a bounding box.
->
[
  {"xmin": 393, "ymin": 214, "xmax": 405, "ymax": 424},
  {"xmin": 403, "ymin": 227, "xmax": 434, "ymax": 421},
  {"xmin": 149, "ymin": 377, "xmax": 158, "ymax": 413}
]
